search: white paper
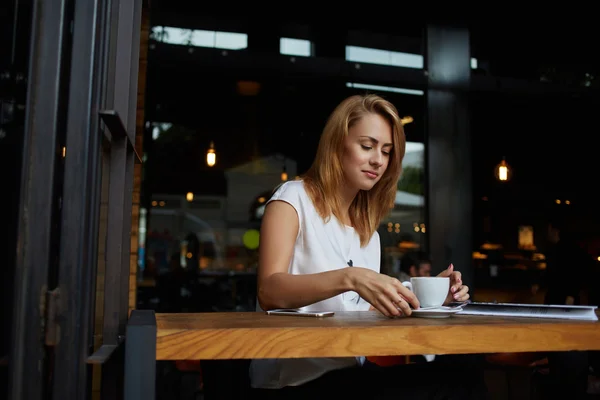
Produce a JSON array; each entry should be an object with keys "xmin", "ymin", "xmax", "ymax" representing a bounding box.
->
[{"xmin": 457, "ymin": 302, "xmax": 598, "ymax": 321}]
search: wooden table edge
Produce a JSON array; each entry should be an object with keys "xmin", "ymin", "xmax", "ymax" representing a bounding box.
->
[{"xmin": 155, "ymin": 313, "xmax": 600, "ymax": 360}]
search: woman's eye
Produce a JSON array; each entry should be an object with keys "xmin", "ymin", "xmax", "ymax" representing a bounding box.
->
[{"xmin": 361, "ymin": 145, "xmax": 372, "ymax": 150}]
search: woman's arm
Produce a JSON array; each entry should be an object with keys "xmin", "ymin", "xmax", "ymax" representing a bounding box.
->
[{"xmin": 257, "ymin": 200, "xmax": 353, "ymax": 310}]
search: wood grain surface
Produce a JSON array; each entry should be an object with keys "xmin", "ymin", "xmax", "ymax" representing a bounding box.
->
[{"xmin": 155, "ymin": 311, "xmax": 600, "ymax": 360}]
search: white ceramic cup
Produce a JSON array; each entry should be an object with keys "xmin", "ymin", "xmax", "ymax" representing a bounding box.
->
[{"xmin": 402, "ymin": 277, "xmax": 449, "ymax": 308}]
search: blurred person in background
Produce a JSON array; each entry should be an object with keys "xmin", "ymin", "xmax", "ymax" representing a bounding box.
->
[{"xmin": 398, "ymin": 252, "xmax": 432, "ymax": 282}]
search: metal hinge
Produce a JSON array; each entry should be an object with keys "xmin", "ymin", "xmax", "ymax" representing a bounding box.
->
[{"xmin": 44, "ymin": 288, "xmax": 60, "ymax": 346}]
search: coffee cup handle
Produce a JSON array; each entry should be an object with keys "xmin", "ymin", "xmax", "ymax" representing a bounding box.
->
[{"xmin": 402, "ymin": 281, "xmax": 412, "ymax": 291}]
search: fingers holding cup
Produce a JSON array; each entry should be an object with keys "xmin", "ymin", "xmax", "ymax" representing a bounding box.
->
[
  {"xmin": 450, "ymin": 270, "xmax": 462, "ymax": 294},
  {"xmin": 452, "ymin": 284, "xmax": 470, "ymax": 302}
]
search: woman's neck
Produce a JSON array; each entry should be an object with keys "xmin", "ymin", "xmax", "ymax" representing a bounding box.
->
[{"xmin": 337, "ymin": 184, "xmax": 359, "ymax": 226}]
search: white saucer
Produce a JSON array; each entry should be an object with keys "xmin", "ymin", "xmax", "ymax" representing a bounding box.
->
[{"xmin": 410, "ymin": 306, "xmax": 463, "ymax": 319}]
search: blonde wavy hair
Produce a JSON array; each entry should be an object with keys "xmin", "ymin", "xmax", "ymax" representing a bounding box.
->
[{"xmin": 301, "ymin": 94, "xmax": 406, "ymax": 247}]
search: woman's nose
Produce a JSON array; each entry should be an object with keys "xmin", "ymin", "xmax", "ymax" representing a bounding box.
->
[{"xmin": 370, "ymin": 153, "xmax": 383, "ymax": 166}]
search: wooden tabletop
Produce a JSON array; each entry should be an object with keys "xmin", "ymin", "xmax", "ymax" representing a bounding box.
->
[{"xmin": 155, "ymin": 311, "xmax": 600, "ymax": 360}]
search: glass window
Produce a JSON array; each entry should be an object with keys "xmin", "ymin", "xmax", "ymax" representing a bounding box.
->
[
  {"xmin": 280, "ymin": 38, "xmax": 312, "ymax": 57},
  {"xmin": 141, "ymin": 31, "xmax": 430, "ymax": 312},
  {"xmin": 346, "ymin": 82, "xmax": 424, "ymax": 96},
  {"xmin": 346, "ymin": 45, "xmax": 478, "ymax": 70},
  {"xmin": 150, "ymin": 26, "xmax": 248, "ymax": 50}
]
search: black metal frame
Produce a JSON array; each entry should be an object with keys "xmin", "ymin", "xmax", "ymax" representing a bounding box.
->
[
  {"xmin": 51, "ymin": 0, "xmax": 105, "ymax": 398},
  {"xmin": 96, "ymin": 1, "xmax": 142, "ymax": 398},
  {"xmin": 10, "ymin": 0, "xmax": 144, "ymax": 399},
  {"xmin": 9, "ymin": 1, "xmax": 70, "ymax": 398},
  {"xmin": 124, "ymin": 310, "xmax": 157, "ymax": 400}
]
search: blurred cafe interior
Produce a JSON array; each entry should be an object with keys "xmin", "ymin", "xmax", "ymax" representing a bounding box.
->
[{"xmin": 134, "ymin": 9, "xmax": 600, "ymax": 314}]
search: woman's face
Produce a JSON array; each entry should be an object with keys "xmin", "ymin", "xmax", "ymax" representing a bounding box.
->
[{"xmin": 341, "ymin": 113, "xmax": 393, "ymax": 192}]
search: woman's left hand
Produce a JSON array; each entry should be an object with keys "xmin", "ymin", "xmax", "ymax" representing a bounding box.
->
[{"xmin": 437, "ymin": 263, "xmax": 470, "ymax": 305}]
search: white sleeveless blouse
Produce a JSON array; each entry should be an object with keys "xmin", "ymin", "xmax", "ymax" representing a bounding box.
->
[{"xmin": 249, "ymin": 180, "xmax": 381, "ymax": 389}]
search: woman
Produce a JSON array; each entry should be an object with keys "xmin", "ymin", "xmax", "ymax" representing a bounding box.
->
[{"xmin": 249, "ymin": 94, "xmax": 479, "ymax": 399}]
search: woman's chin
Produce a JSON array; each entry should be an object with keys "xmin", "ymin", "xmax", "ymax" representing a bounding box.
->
[{"xmin": 357, "ymin": 182, "xmax": 377, "ymax": 191}]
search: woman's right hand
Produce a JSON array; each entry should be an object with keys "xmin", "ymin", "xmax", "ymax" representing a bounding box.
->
[{"xmin": 348, "ymin": 267, "xmax": 419, "ymax": 317}]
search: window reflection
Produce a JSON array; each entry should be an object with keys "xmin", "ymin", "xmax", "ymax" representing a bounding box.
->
[
  {"xmin": 379, "ymin": 141, "xmax": 426, "ymax": 277},
  {"xmin": 140, "ymin": 39, "xmax": 428, "ymax": 311},
  {"xmin": 280, "ymin": 38, "xmax": 312, "ymax": 57},
  {"xmin": 345, "ymin": 44, "xmax": 478, "ymax": 70},
  {"xmin": 141, "ymin": 138, "xmax": 424, "ymax": 276},
  {"xmin": 150, "ymin": 26, "xmax": 248, "ymax": 50},
  {"xmin": 346, "ymin": 82, "xmax": 424, "ymax": 96}
]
